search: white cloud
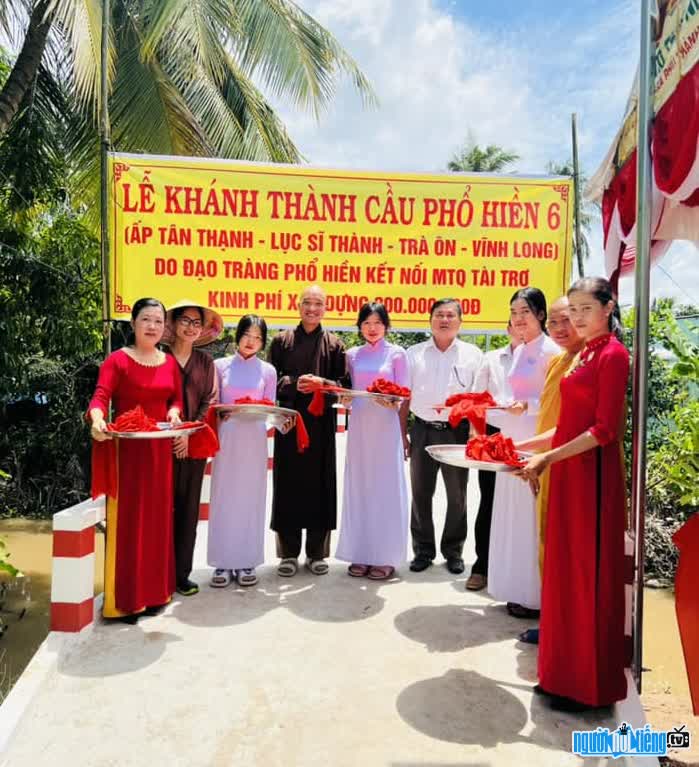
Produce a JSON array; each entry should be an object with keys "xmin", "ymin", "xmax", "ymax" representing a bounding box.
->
[{"xmin": 274, "ymin": 0, "xmax": 697, "ymax": 304}]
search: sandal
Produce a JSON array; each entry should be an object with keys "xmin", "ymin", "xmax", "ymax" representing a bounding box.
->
[
  {"xmin": 348, "ymin": 564, "xmax": 370, "ymax": 577},
  {"xmin": 210, "ymin": 568, "xmax": 232, "ymax": 588},
  {"xmin": 236, "ymin": 568, "xmax": 258, "ymax": 587},
  {"xmin": 367, "ymin": 565, "xmax": 395, "ymax": 580},
  {"xmin": 277, "ymin": 558, "xmax": 298, "ymax": 577},
  {"xmin": 305, "ymin": 558, "xmax": 329, "ymax": 575},
  {"xmin": 506, "ymin": 602, "xmax": 540, "ymax": 619}
]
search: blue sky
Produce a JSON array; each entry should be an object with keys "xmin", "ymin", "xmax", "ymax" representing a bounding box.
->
[{"xmin": 275, "ymin": 0, "xmax": 698, "ymax": 307}]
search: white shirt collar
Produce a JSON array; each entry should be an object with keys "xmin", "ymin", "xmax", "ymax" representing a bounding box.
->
[{"xmin": 428, "ymin": 335, "xmax": 459, "ymax": 354}]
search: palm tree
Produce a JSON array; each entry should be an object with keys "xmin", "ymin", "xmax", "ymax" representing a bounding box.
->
[
  {"xmin": 547, "ymin": 160, "xmax": 598, "ymax": 278},
  {"xmin": 447, "ymin": 138, "xmax": 519, "ymax": 173},
  {"xmin": 0, "ymin": 0, "xmax": 375, "ymax": 206}
]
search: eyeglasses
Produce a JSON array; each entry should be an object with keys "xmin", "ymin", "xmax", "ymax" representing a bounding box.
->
[{"xmin": 177, "ymin": 317, "xmax": 203, "ymax": 328}]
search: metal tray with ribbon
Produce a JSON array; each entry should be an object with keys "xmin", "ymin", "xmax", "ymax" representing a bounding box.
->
[
  {"xmin": 108, "ymin": 423, "xmax": 205, "ymax": 440},
  {"xmin": 425, "ymin": 444, "xmax": 528, "ymax": 473}
]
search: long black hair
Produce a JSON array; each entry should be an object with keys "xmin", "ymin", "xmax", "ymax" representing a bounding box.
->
[
  {"xmin": 235, "ymin": 314, "xmax": 268, "ymax": 347},
  {"xmin": 509, "ymin": 287, "xmax": 548, "ymax": 332},
  {"xmin": 568, "ymin": 277, "xmax": 623, "ymax": 339},
  {"xmin": 126, "ymin": 297, "xmax": 166, "ymax": 345}
]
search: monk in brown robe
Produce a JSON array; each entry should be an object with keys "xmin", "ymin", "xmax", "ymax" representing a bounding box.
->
[{"xmin": 268, "ymin": 285, "xmax": 348, "ymax": 576}]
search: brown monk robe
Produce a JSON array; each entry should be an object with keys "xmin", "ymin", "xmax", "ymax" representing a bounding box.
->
[
  {"xmin": 164, "ymin": 299, "xmax": 222, "ymax": 594},
  {"xmin": 268, "ymin": 321, "xmax": 348, "ymax": 564},
  {"xmin": 172, "ymin": 347, "xmax": 217, "ymax": 587}
]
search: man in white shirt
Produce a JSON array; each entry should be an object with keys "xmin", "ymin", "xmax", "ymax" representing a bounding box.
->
[
  {"xmin": 405, "ymin": 299, "xmax": 483, "ymax": 574},
  {"xmin": 465, "ymin": 321, "xmax": 521, "ymax": 590}
]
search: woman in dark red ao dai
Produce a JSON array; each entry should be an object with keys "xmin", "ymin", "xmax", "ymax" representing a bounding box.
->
[{"xmin": 518, "ymin": 277, "xmax": 630, "ymax": 712}]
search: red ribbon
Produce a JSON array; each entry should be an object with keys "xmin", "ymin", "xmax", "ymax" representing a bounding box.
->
[
  {"xmin": 234, "ymin": 396, "xmax": 275, "ymax": 406},
  {"xmin": 366, "ymin": 378, "xmax": 411, "ymax": 397},
  {"xmin": 176, "ymin": 421, "xmax": 219, "ymax": 459},
  {"xmin": 308, "ymin": 385, "xmax": 346, "ymax": 417},
  {"xmin": 441, "ymin": 391, "xmax": 496, "ymax": 434},
  {"xmin": 207, "ymin": 400, "xmax": 310, "ymax": 453},
  {"xmin": 466, "ymin": 433, "xmax": 523, "ymax": 467},
  {"xmin": 106, "ymin": 405, "xmax": 159, "ymax": 433}
]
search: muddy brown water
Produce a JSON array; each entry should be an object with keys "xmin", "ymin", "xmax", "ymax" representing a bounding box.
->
[
  {"xmin": 0, "ymin": 519, "xmax": 695, "ymax": 761},
  {"xmin": 0, "ymin": 519, "xmax": 104, "ymax": 698}
]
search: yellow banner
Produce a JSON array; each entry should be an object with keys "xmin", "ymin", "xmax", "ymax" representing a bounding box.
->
[{"xmin": 109, "ymin": 153, "xmax": 573, "ymax": 330}]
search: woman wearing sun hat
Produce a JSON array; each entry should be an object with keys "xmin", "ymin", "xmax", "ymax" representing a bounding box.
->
[{"xmin": 163, "ymin": 298, "xmax": 223, "ymax": 596}]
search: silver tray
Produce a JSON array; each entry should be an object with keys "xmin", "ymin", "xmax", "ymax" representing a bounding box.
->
[
  {"xmin": 425, "ymin": 444, "xmax": 525, "ymax": 473},
  {"xmin": 328, "ymin": 388, "xmax": 407, "ymax": 404},
  {"xmin": 109, "ymin": 423, "xmax": 204, "ymax": 440},
  {"xmin": 214, "ymin": 403, "xmax": 297, "ymax": 430}
]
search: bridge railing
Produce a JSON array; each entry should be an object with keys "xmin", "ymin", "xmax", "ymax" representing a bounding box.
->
[{"xmin": 50, "ymin": 496, "xmax": 105, "ymax": 633}]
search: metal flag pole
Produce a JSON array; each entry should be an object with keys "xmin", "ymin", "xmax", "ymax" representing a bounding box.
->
[
  {"xmin": 99, "ymin": 0, "xmax": 111, "ymax": 357},
  {"xmin": 571, "ymin": 113, "xmax": 584, "ymax": 278},
  {"xmin": 631, "ymin": 0, "xmax": 655, "ymax": 693}
]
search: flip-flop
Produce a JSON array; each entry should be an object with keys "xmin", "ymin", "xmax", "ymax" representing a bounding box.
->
[
  {"xmin": 236, "ymin": 568, "xmax": 258, "ymax": 586},
  {"xmin": 210, "ymin": 569, "xmax": 232, "ymax": 588},
  {"xmin": 305, "ymin": 558, "xmax": 329, "ymax": 575},
  {"xmin": 277, "ymin": 558, "xmax": 298, "ymax": 577},
  {"xmin": 518, "ymin": 628, "xmax": 540, "ymax": 644},
  {"xmin": 367, "ymin": 566, "xmax": 395, "ymax": 580},
  {"xmin": 348, "ymin": 564, "xmax": 370, "ymax": 577}
]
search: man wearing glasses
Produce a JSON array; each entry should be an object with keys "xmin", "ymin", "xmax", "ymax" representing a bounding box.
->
[
  {"xmin": 268, "ymin": 285, "xmax": 349, "ymax": 577},
  {"xmin": 405, "ymin": 299, "xmax": 483, "ymax": 574}
]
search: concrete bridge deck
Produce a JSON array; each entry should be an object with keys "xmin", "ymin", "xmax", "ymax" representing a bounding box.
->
[{"xmin": 0, "ymin": 435, "xmax": 650, "ymax": 767}]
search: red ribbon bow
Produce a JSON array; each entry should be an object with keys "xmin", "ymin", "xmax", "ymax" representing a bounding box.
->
[
  {"xmin": 441, "ymin": 391, "xmax": 496, "ymax": 434},
  {"xmin": 466, "ymin": 433, "xmax": 523, "ymax": 467},
  {"xmin": 366, "ymin": 378, "xmax": 411, "ymax": 397}
]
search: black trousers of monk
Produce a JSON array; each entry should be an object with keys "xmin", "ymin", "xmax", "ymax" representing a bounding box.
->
[
  {"xmin": 409, "ymin": 418, "xmax": 469, "ymax": 561},
  {"xmin": 276, "ymin": 529, "xmax": 331, "ymax": 561},
  {"xmin": 173, "ymin": 457, "xmax": 207, "ymax": 584},
  {"xmin": 471, "ymin": 424, "xmax": 500, "ymax": 576}
]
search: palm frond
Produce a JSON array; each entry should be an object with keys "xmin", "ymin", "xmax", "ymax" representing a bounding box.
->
[
  {"xmin": 140, "ymin": 0, "xmax": 235, "ymax": 84},
  {"xmin": 110, "ymin": 14, "xmax": 208, "ymax": 155},
  {"xmin": 50, "ymin": 0, "xmax": 115, "ymax": 115},
  {"xmin": 448, "ymin": 140, "xmax": 519, "ymax": 173},
  {"xmin": 0, "ymin": 0, "xmax": 31, "ymax": 48},
  {"xmin": 0, "ymin": 63, "xmax": 70, "ymax": 209},
  {"xmin": 234, "ymin": 0, "xmax": 376, "ymax": 117}
]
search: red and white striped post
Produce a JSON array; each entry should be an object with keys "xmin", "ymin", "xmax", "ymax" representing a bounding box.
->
[{"xmin": 50, "ymin": 497, "xmax": 105, "ymax": 633}]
